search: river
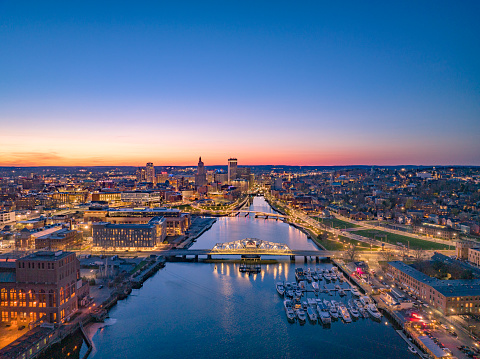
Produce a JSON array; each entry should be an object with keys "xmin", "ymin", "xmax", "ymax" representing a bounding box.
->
[{"xmin": 66, "ymin": 197, "xmax": 415, "ymax": 359}]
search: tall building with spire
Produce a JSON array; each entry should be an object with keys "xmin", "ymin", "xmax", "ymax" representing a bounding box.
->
[
  {"xmin": 228, "ymin": 158, "xmax": 237, "ymax": 184},
  {"xmin": 195, "ymin": 157, "xmax": 207, "ymax": 187}
]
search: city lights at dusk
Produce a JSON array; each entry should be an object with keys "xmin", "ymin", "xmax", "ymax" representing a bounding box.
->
[{"xmin": 1, "ymin": 2, "xmax": 479, "ymax": 359}]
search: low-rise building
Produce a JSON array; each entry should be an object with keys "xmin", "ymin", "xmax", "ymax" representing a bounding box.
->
[
  {"xmin": 387, "ymin": 261, "xmax": 480, "ymax": 316},
  {"xmin": 413, "ymin": 223, "xmax": 458, "ymax": 240},
  {"xmin": 0, "ymin": 211, "xmax": 16, "ymax": 225}
]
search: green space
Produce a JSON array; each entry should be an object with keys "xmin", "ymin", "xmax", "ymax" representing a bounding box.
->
[
  {"xmin": 354, "ymin": 229, "xmax": 451, "ymax": 250},
  {"xmin": 313, "ymin": 217, "xmax": 360, "ymax": 229},
  {"xmin": 338, "ymin": 235, "xmax": 379, "ymax": 250},
  {"xmin": 171, "ymin": 204, "xmax": 193, "ymax": 210}
]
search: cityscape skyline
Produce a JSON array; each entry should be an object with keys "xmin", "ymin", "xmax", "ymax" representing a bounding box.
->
[{"xmin": 1, "ymin": 1, "xmax": 479, "ymax": 167}]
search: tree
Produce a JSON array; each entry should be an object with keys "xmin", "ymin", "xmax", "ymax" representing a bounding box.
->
[
  {"xmin": 317, "ymin": 232, "xmax": 328, "ymax": 241},
  {"xmin": 405, "ymin": 198, "xmax": 414, "ymax": 210},
  {"xmin": 345, "ymin": 244, "xmax": 359, "ymax": 262},
  {"xmin": 412, "ymin": 248, "xmax": 426, "ymax": 262}
]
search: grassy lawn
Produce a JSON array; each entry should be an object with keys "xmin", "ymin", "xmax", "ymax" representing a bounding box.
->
[
  {"xmin": 338, "ymin": 235, "xmax": 379, "ymax": 250},
  {"xmin": 354, "ymin": 229, "xmax": 450, "ymax": 250},
  {"xmin": 171, "ymin": 204, "xmax": 192, "ymax": 210},
  {"xmin": 313, "ymin": 217, "xmax": 360, "ymax": 229}
]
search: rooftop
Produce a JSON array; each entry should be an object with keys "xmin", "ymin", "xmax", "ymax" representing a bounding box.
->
[
  {"xmin": 389, "ymin": 261, "xmax": 480, "ymax": 297},
  {"xmin": 20, "ymin": 250, "xmax": 73, "ymax": 261}
]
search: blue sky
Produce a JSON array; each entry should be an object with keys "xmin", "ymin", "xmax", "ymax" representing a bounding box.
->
[{"xmin": 1, "ymin": 1, "xmax": 479, "ymax": 165}]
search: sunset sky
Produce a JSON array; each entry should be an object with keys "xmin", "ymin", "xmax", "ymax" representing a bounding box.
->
[{"xmin": 1, "ymin": 1, "xmax": 479, "ymax": 166}]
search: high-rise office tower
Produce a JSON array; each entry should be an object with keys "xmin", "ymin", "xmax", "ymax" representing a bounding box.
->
[
  {"xmin": 228, "ymin": 158, "xmax": 237, "ymax": 184},
  {"xmin": 146, "ymin": 162, "xmax": 155, "ymax": 184},
  {"xmin": 195, "ymin": 157, "xmax": 207, "ymax": 187}
]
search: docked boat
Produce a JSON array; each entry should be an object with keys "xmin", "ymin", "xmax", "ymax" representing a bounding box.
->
[
  {"xmin": 295, "ymin": 268, "xmax": 306, "ymax": 281},
  {"xmin": 316, "ymin": 303, "xmax": 332, "ymax": 325},
  {"xmin": 312, "ymin": 274, "xmax": 319, "ymax": 281},
  {"xmin": 339, "ymin": 289, "xmax": 346, "ymax": 297},
  {"xmin": 351, "ymin": 287, "xmax": 361, "ymax": 297},
  {"xmin": 276, "ymin": 282, "xmax": 285, "ymax": 296},
  {"xmin": 339, "ymin": 304, "xmax": 352, "ymax": 323},
  {"xmin": 295, "ymin": 308, "xmax": 307, "ymax": 323},
  {"xmin": 307, "ymin": 298, "xmax": 317, "ymax": 307},
  {"xmin": 298, "ymin": 281, "xmax": 306, "ymax": 290},
  {"xmin": 307, "ymin": 307, "xmax": 318, "ymax": 322},
  {"xmin": 334, "ymin": 284, "xmax": 341, "ymax": 291},
  {"xmin": 408, "ymin": 346, "xmax": 417, "ymax": 354},
  {"xmin": 354, "ymin": 299, "xmax": 363, "ymax": 308},
  {"xmin": 348, "ymin": 305, "xmax": 360, "ymax": 319},
  {"xmin": 359, "ymin": 307, "xmax": 368, "ymax": 318},
  {"xmin": 284, "ymin": 300, "xmax": 296, "ymax": 322},
  {"xmin": 359, "ymin": 296, "xmax": 372, "ymax": 306},
  {"xmin": 306, "ymin": 274, "xmax": 313, "ymax": 283},
  {"xmin": 338, "ymin": 273, "xmax": 345, "ymax": 282},
  {"xmin": 366, "ymin": 304, "xmax": 382, "ymax": 320},
  {"xmin": 329, "ymin": 304, "xmax": 339, "ymax": 319},
  {"xmin": 312, "ymin": 282, "xmax": 319, "ymax": 292},
  {"xmin": 324, "ymin": 273, "xmax": 331, "ymax": 282}
]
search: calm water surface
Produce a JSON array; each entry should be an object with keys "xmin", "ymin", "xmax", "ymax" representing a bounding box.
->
[{"xmin": 82, "ymin": 198, "xmax": 415, "ymax": 359}]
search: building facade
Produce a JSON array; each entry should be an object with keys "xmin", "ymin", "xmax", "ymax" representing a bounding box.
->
[
  {"xmin": 84, "ymin": 207, "xmax": 190, "ymax": 236},
  {"xmin": 0, "ymin": 251, "xmax": 88, "ymax": 326},
  {"xmin": 387, "ymin": 261, "xmax": 480, "ymax": 315},
  {"xmin": 92, "ymin": 216, "xmax": 166, "ymax": 249},
  {"xmin": 228, "ymin": 158, "xmax": 237, "ymax": 184}
]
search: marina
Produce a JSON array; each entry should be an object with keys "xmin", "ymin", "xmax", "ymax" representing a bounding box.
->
[{"xmin": 276, "ymin": 265, "xmax": 383, "ymax": 326}]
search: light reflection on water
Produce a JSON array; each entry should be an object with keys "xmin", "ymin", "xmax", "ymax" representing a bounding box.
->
[{"xmin": 81, "ymin": 197, "xmax": 416, "ymax": 359}]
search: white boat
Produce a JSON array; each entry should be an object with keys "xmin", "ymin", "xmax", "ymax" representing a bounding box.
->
[
  {"xmin": 339, "ymin": 289, "xmax": 346, "ymax": 297},
  {"xmin": 312, "ymin": 274, "xmax": 319, "ymax": 281},
  {"xmin": 324, "ymin": 273, "xmax": 331, "ymax": 282},
  {"xmin": 351, "ymin": 287, "xmax": 361, "ymax": 297},
  {"xmin": 296, "ymin": 308, "xmax": 307, "ymax": 323},
  {"xmin": 359, "ymin": 296, "xmax": 372, "ymax": 306},
  {"xmin": 298, "ymin": 281, "xmax": 306, "ymax": 290},
  {"xmin": 307, "ymin": 298, "xmax": 317, "ymax": 307},
  {"xmin": 354, "ymin": 299, "xmax": 363, "ymax": 308},
  {"xmin": 276, "ymin": 282, "xmax": 285, "ymax": 296},
  {"xmin": 295, "ymin": 289, "xmax": 302, "ymax": 298},
  {"xmin": 334, "ymin": 284, "xmax": 341, "ymax": 291},
  {"xmin": 284, "ymin": 300, "xmax": 296, "ymax": 322},
  {"xmin": 312, "ymin": 282, "xmax": 319, "ymax": 292},
  {"xmin": 307, "ymin": 307, "xmax": 318, "ymax": 322},
  {"xmin": 359, "ymin": 307, "xmax": 368, "ymax": 318},
  {"xmin": 329, "ymin": 304, "xmax": 339, "ymax": 319},
  {"xmin": 366, "ymin": 304, "xmax": 382, "ymax": 320},
  {"xmin": 330, "ymin": 272, "xmax": 337, "ymax": 281},
  {"xmin": 408, "ymin": 346, "xmax": 417, "ymax": 354},
  {"xmin": 338, "ymin": 273, "xmax": 345, "ymax": 282},
  {"xmin": 316, "ymin": 303, "xmax": 332, "ymax": 325},
  {"xmin": 306, "ymin": 274, "xmax": 313, "ymax": 283},
  {"xmin": 348, "ymin": 305, "xmax": 360, "ymax": 319},
  {"xmin": 339, "ymin": 304, "xmax": 352, "ymax": 323}
]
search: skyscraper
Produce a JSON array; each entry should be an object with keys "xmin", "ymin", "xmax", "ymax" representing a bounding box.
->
[
  {"xmin": 146, "ymin": 162, "xmax": 155, "ymax": 184},
  {"xmin": 195, "ymin": 157, "xmax": 207, "ymax": 187},
  {"xmin": 228, "ymin": 158, "xmax": 237, "ymax": 184}
]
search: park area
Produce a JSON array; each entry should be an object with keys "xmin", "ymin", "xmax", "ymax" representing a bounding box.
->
[
  {"xmin": 313, "ymin": 216, "xmax": 360, "ymax": 229},
  {"xmin": 354, "ymin": 229, "xmax": 451, "ymax": 250}
]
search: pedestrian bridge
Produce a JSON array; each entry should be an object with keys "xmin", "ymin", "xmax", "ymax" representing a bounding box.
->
[{"xmin": 233, "ymin": 210, "xmax": 287, "ymax": 219}]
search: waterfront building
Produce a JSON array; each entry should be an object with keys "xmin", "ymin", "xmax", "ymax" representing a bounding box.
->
[
  {"xmin": 84, "ymin": 207, "xmax": 190, "ymax": 236},
  {"xmin": 92, "ymin": 216, "xmax": 166, "ymax": 250},
  {"xmin": 195, "ymin": 157, "xmax": 207, "ymax": 187},
  {"xmin": 228, "ymin": 158, "xmax": 237, "ymax": 184},
  {"xmin": 0, "ymin": 251, "xmax": 89, "ymax": 325},
  {"xmin": 387, "ymin": 261, "xmax": 480, "ymax": 315},
  {"xmin": 146, "ymin": 162, "xmax": 156, "ymax": 184}
]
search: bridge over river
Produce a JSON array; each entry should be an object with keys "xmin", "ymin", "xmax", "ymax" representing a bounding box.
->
[{"xmin": 153, "ymin": 238, "xmax": 343, "ymax": 261}]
